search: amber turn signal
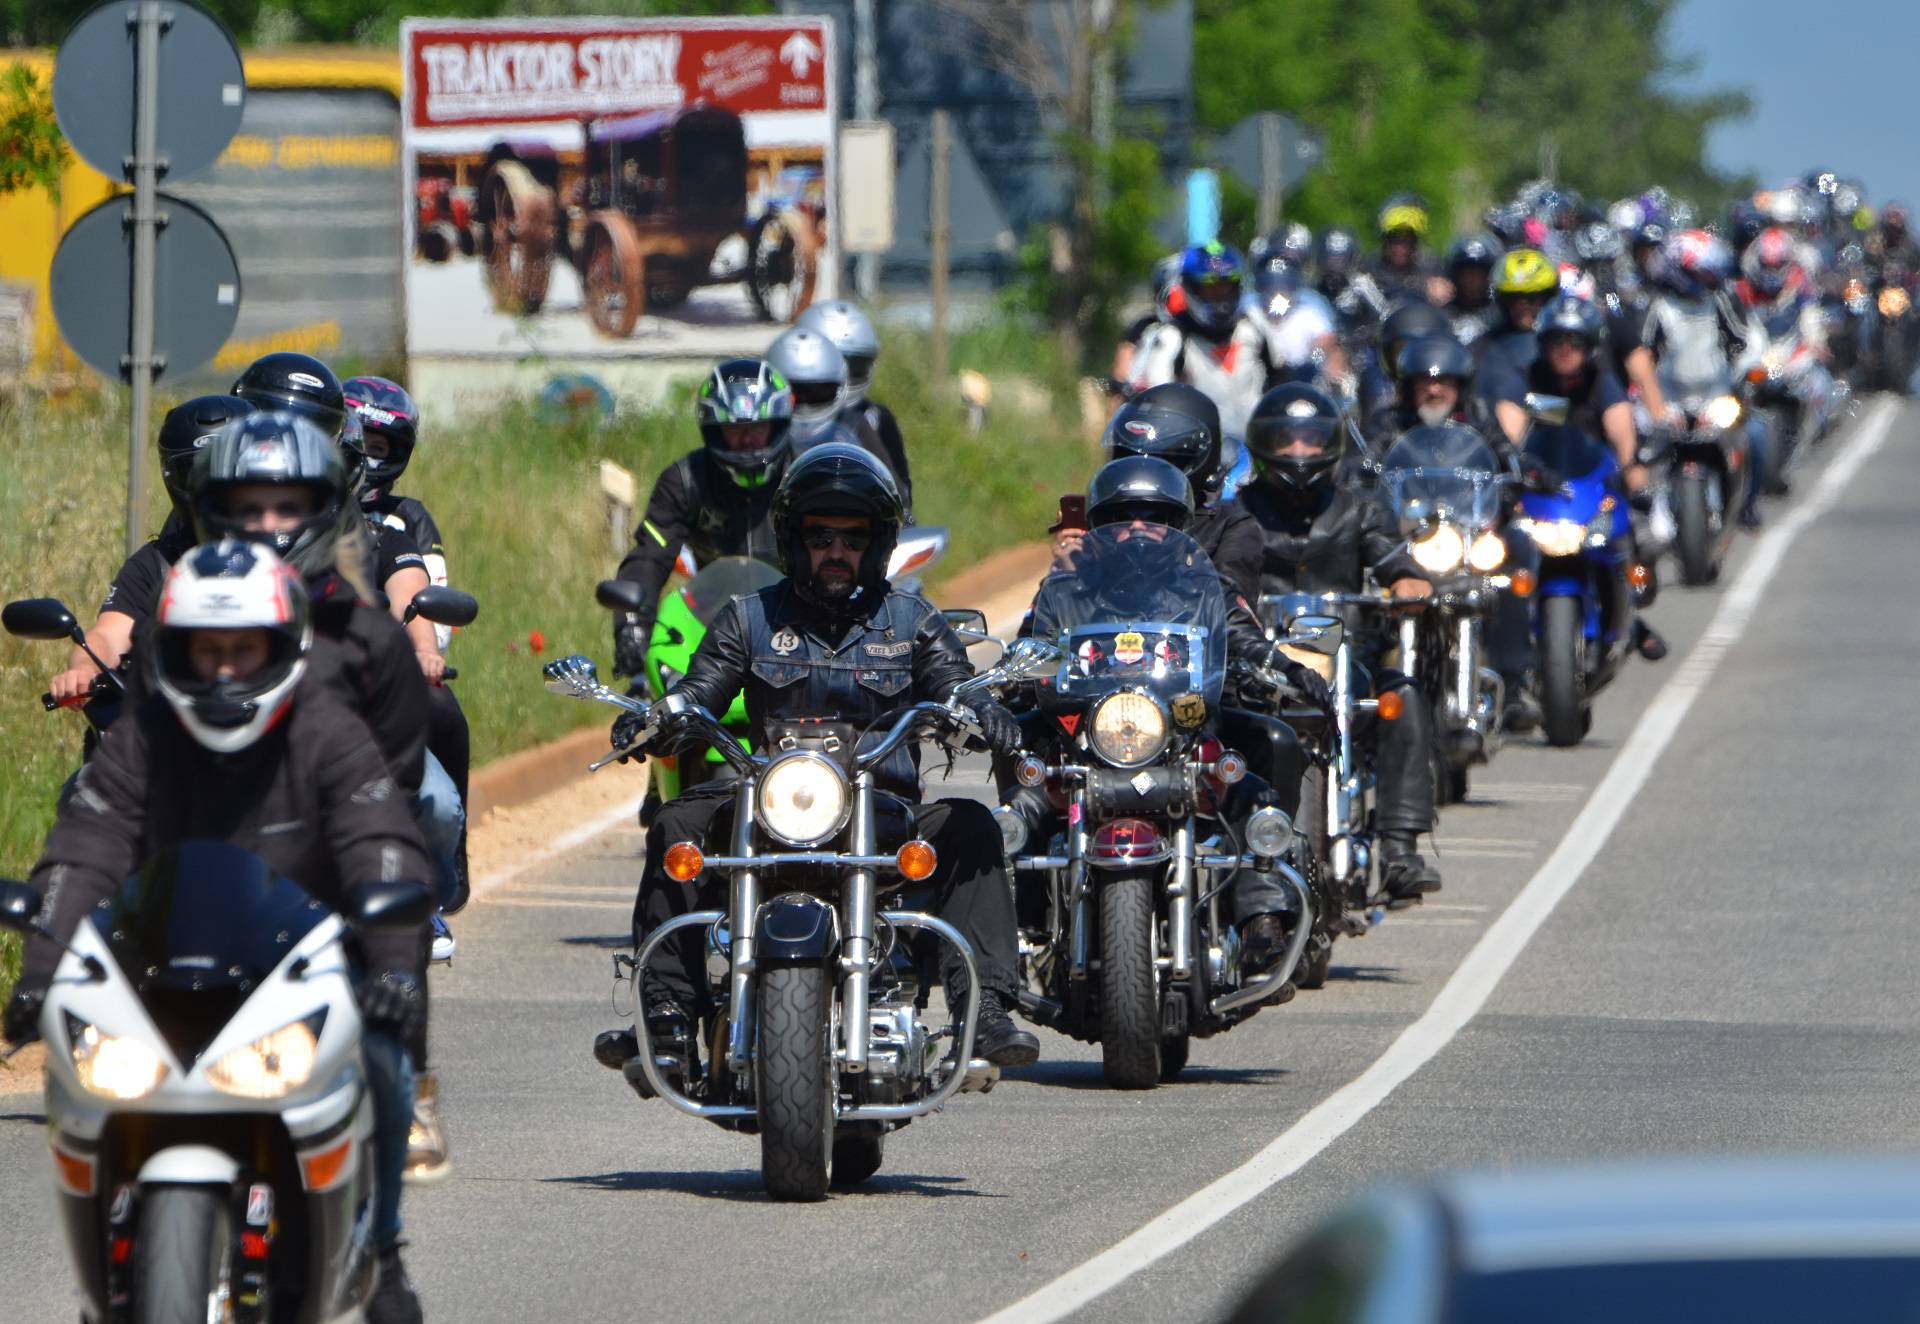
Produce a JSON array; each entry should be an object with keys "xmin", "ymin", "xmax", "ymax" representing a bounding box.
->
[
  {"xmin": 1509, "ymin": 568, "xmax": 1536, "ymax": 598},
  {"xmin": 663, "ymin": 842, "xmax": 704, "ymax": 881},
  {"xmin": 896, "ymin": 840, "xmax": 938, "ymax": 881},
  {"xmin": 1628, "ymin": 562, "xmax": 1652, "ymax": 590},
  {"xmin": 1377, "ymin": 690, "xmax": 1404, "ymax": 721},
  {"xmin": 1746, "ymin": 366, "xmax": 1768, "ymax": 384}
]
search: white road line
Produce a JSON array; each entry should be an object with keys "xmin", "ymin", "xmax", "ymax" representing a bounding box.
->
[{"xmin": 978, "ymin": 396, "xmax": 1899, "ymax": 1324}]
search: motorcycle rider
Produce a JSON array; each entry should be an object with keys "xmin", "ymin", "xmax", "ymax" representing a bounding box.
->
[
  {"xmin": 1319, "ymin": 225, "xmax": 1389, "ymax": 348},
  {"xmin": 1130, "ymin": 241, "xmax": 1268, "ymax": 449},
  {"xmin": 232, "ymin": 350, "xmax": 350, "ymax": 441},
  {"xmin": 1368, "ymin": 335, "xmax": 1502, "ymax": 453},
  {"xmin": 1864, "ymin": 201, "xmax": 1920, "ymax": 273},
  {"xmin": 2, "ymin": 541, "xmax": 431, "ymax": 1324},
  {"xmin": 1249, "ymin": 258, "xmax": 1350, "ymax": 395},
  {"xmin": 610, "ymin": 358, "xmax": 796, "ymax": 681},
  {"xmin": 1731, "ymin": 227, "xmax": 1836, "ymax": 476},
  {"xmin": 1360, "ymin": 300, "xmax": 1455, "ymax": 435},
  {"xmin": 594, "ymin": 442, "xmax": 1041, "ymax": 1073},
  {"xmin": 1443, "ymin": 232, "xmax": 1504, "ymax": 347},
  {"xmin": 765, "ymin": 326, "xmax": 906, "ymax": 504},
  {"xmin": 1475, "ymin": 246, "xmax": 1560, "ymax": 375},
  {"xmin": 1367, "ymin": 192, "xmax": 1449, "ymax": 304},
  {"xmin": 795, "ymin": 298, "xmax": 913, "ymax": 495},
  {"xmin": 1235, "ymin": 384, "xmax": 1443, "ymax": 903}
]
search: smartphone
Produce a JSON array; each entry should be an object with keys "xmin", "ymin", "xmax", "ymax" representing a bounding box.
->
[{"xmin": 1054, "ymin": 494, "xmax": 1089, "ymax": 532}]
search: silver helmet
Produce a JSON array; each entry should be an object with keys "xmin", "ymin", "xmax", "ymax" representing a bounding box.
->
[
  {"xmin": 796, "ymin": 299, "xmax": 881, "ymax": 400},
  {"xmin": 766, "ymin": 327, "xmax": 849, "ymax": 444}
]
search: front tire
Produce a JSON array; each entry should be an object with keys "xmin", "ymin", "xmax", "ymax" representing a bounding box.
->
[
  {"xmin": 1098, "ymin": 872, "xmax": 1161, "ymax": 1090},
  {"xmin": 1673, "ymin": 470, "xmax": 1716, "ymax": 585},
  {"xmin": 756, "ymin": 964, "xmax": 834, "ymax": 1201},
  {"xmin": 132, "ymin": 1185, "xmax": 230, "ymax": 1324},
  {"xmin": 1538, "ymin": 595, "xmax": 1586, "ymax": 748},
  {"xmin": 1292, "ymin": 763, "xmax": 1335, "ymax": 990}
]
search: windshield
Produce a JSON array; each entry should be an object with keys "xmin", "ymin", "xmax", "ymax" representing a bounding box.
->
[
  {"xmin": 1028, "ymin": 525, "xmax": 1227, "ymax": 707},
  {"xmin": 89, "ymin": 842, "xmax": 329, "ymax": 1062},
  {"xmin": 1379, "ymin": 425, "xmax": 1506, "ymax": 533},
  {"xmin": 681, "ymin": 557, "xmax": 781, "ymax": 626},
  {"xmin": 1524, "ymin": 422, "xmax": 1614, "ymax": 482}
]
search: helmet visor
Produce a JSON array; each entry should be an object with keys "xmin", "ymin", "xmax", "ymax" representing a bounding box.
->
[{"xmin": 1247, "ymin": 416, "xmax": 1337, "ymax": 461}]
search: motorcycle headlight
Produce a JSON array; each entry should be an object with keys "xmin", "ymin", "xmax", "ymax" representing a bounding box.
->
[
  {"xmin": 1521, "ymin": 518, "xmax": 1586, "ymax": 558},
  {"xmin": 1409, "ymin": 524, "xmax": 1465, "ymax": 574},
  {"xmin": 1701, "ymin": 394, "xmax": 1743, "ymax": 431},
  {"xmin": 205, "ymin": 1012, "xmax": 324, "ymax": 1100},
  {"xmin": 756, "ymin": 751, "xmax": 850, "ymax": 847},
  {"xmin": 1245, "ymin": 806, "xmax": 1294, "ymax": 858},
  {"xmin": 68, "ymin": 1018, "xmax": 167, "ymax": 1100},
  {"xmin": 1088, "ymin": 690, "xmax": 1169, "ymax": 768},
  {"xmin": 1467, "ymin": 530, "xmax": 1506, "ymax": 572},
  {"xmin": 1879, "ymin": 287, "xmax": 1910, "ymax": 317}
]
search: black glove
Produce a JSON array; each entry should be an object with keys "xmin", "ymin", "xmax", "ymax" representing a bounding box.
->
[
  {"xmin": 1517, "ymin": 456, "xmax": 1567, "ymax": 496},
  {"xmin": 3, "ymin": 986, "xmax": 44, "ymax": 1047},
  {"xmin": 613, "ymin": 616, "xmax": 651, "ymax": 678},
  {"xmin": 1277, "ymin": 654, "xmax": 1335, "ymax": 715},
  {"xmin": 610, "ymin": 709, "xmax": 648, "ymax": 763},
  {"xmin": 359, "ymin": 970, "xmax": 423, "ymax": 1040},
  {"xmin": 963, "ymin": 697, "xmax": 1023, "ymax": 758}
]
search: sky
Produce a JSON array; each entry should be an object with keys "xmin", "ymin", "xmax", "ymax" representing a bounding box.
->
[{"xmin": 1668, "ymin": 0, "xmax": 1920, "ymax": 209}]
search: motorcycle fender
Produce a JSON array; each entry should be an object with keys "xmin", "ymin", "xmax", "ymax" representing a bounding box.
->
[
  {"xmin": 753, "ymin": 894, "xmax": 838, "ymax": 964},
  {"xmin": 138, "ymin": 1144, "xmax": 240, "ymax": 1185}
]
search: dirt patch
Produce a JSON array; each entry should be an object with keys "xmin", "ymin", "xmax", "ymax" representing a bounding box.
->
[
  {"xmin": 0, "ymin": 1042, "xmax": 44, "ymax": 1095},
  {"xmin": 468, "ymin": 752, "xmax": 648, "ymax": 889}
]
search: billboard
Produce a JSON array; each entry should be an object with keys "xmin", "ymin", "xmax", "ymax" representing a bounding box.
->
[{"xmin": 401, "ymin": 16, "xmax": 836, "ymax": 362}]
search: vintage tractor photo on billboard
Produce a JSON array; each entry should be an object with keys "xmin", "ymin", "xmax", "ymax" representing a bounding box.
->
[{"xmin": 468, "ymin": 105, "xmax": 822, "ymax": 333}]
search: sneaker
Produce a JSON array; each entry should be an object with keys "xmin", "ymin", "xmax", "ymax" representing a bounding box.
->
[
  {"xmin": 402, "ymin": 1072, "xmax": 451, "ymax": 1185},
  {"xmin": 970, "ymin": 989, "xmax": 1040, "ymax": 1067},
  {"xmin": 366, "ymin": 1243, "xmax": 423, "ymax": 1324},
  {"xmin": 429, "ymin": 913, "xmax": 455, "ymax": 965}
]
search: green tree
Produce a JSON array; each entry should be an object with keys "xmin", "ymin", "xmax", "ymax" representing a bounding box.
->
[{"xmin": 0, "ymin": 63, "xmax": 66, "ymax": 201}]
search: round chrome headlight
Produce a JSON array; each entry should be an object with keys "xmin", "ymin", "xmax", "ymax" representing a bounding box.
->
[
  {"xmin": 1410, "ymin": 524, "xmax": 1466, "ymax": 574},
  {"xmin": 1244, "ymin": 806, "xmax": 1295, "ymax": 858},
  {"xmin": 756, "ymin": 751, "xmax": 850, "ymax": 847},
  {"xmin": 1088, "ymin": 690, "xmax": 1170, "ymax": 768},
  {"xmin": 1467, "ymin": 529, "xmax": 1506, "ymax": 572}
]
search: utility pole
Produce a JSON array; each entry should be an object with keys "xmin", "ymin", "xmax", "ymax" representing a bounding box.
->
[
  {"xmin": 125, "ymin": 1, "xmax": 164, "ymax": 557},
  {"xmin": 1090, "ymin": 0, "xmax": 1115, "ymax": 210},
  {"xmin": 929, "ymin": 109, "xmax": 951, "ymax": 386},
  {"xmin": 1257, "ymin": 111, "xmax": 1282, "ymax": 234},
  {"xmin": 853, "ymin": 0, "xmax": 879, "ymax": 301}
]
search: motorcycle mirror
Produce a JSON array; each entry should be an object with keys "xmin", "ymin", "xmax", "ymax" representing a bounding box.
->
[
  {"xmin": 941, "ymin": 607, "xmax": 988, "ymax": 639},
  {"xmin": 404, "ymin": 586, "xmax": 479, "ymax": 628},
  {"xmin": 1523, "ymin": 393, "xmax": 1571, "ymax": 426},
  {"xmin": 1282, "ymin": 614, "xmax": 1344, "ymax": 657},
  {"xmin": 543, "ymin": 654, "xmax": 604, "ymax": 698},
  {"xmin": 349, "ymin": 880, "xmax": 436, "ymax": 932},
  {"xmin": 1002, "ymin": 637, "xmax": 1065, "ymax": 679},
  {"xmin": 0, "ymin": 878, "xmax": 43, "ymax": 932},
  {"xmin": 3, "ymin": 598, "xmax": 83, "ymax": 643},
  {"xmin": 595, "ymin": 578, "xmax": 648, "ymax": 614}
]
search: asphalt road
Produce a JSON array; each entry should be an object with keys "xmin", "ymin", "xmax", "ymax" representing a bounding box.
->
[{"xmin": 4, "ymin": 398, "xmax": 1915, "ymax": 1320}]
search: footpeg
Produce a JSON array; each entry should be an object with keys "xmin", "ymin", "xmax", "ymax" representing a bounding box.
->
[{"xmin": 957, "ymin": 1059, "xmax": 1000, "ymax": 1095}]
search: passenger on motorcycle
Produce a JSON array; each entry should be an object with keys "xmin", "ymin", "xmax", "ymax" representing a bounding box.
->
[
  {"xmin": 1234, "ymin": 385, "xmax": 1443, "ymax": 903},
  {"xmin": 1443, "ymin": 232, "xmax": 1504, "ymax": 347},
  {"xmin": 610, "ymin": 358, "xmax": 796, "ymax": 679},
  {"xmin": 1130, "ymin": 241, "xmax": 1269, "ymax": 449},
  {"xmin": 3, "ymin": 542, "xmax": 432, "ymax": 1324},
  {"xmin": 796, "ymin": 298, "xmax": 914, "ymax": 496},
  {"xmin": 595, "ymin": 443, "xmax": 1041, "ymax": 1072}
]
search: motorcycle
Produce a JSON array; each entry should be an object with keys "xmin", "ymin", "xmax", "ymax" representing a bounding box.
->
[
  {"xmin": 0, "ymin": 845, "xmax": 434, "ymax": 1324},
  {"xmin": 1513, "ymin": 400, "xmax": 1639, "ymax": 747},
  {"xmin": 540, "ymin": 645, "xmax": 1038, "ymax": 1200},
  {"xmin": 1644, "ymin": 379, "xmax": 1752, "ymax": 587},
  {"xmin": 627, "ymin": 530, "xmax": 951, "ymax": 828},
  {"xmin": 1376, "ymin": 424, "xmax": 1526, "ymax": 805},
  {"xmin": 1873, "ymin": 264, "xmax": 1916, "ymax": 394},
  {"xmin": 1000, "ymin": 526, "xmax": 1311, "ymax": 1088},
  {"xmin": 1736, "ymin": 310, "xmax": 1838, "ymax": 493}
]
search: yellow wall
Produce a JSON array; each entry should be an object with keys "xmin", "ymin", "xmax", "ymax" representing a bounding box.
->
[{"xmin": 0, "ymin": 46, "xmax": 402, "ymax": 373}]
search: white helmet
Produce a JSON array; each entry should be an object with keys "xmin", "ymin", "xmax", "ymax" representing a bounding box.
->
[
  {"xmin": 796, "ymin": 300, "xmax": 881, "ymax": 400},
  {"xmin": 766, "ymin": 328, "xmax": 848, "ymax": 443},
  {"xmin": 152, "ymin": 540, "xmax": 312, "ymax": 754}
]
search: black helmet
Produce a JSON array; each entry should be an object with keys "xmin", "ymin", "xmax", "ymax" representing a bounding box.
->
[
  {"xmin": 1103, "ymin": 383, "xmax": 1222, "ymax": 495},
  {"xmin": 1536, "ymin": 294, "xmax": 1606, "ymax": 347},
  {"xmin": 190, "ymin": 410, "xmax": 352, "ymax": 579},
  {"xmin": 771, "ymin": 441, "xmax": 903, "ymax": 608},
  {"xmin": 1396, "ymin": 335, "xmax": 1475, "ymax": 384},
  {"xmin": 342, "ymin": 375, "xmax": 420, "ymax": 500},
  {"xmin": 1376, "ymin": 301, "xmax": 1453, "ymax": 380},
  {"xmin": 157, "ymin": 394, "xmax": 251, "ymax": 514},
  {"xmin": 1445, "ymin": 232, "xmax": 1502, "ymax": 272},
  {"xmin": 1086, "ymin": 454, "xmax": 1195, "ymax": 531},
  {"xmin": 231, "ymin": 353, "xmax": 347, "ymax": 440},
  {"xmin": 1245, "ymin": 383, "xmax": 1349, "ymax": 491},
  {"xmin": 697, "ymin": 357, "xmax": 795, "ymax": 485},
  {"xmin": 1318, "ymin": 225, "xmax": 1360, "ymax": 274}
]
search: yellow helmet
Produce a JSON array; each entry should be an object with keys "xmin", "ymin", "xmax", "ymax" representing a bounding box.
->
[
  {"xmin": 1495, "ymin": 246, "xmax": 1558, "ymax": 296},
  {"xmin": 1378, "ymin": 193, "xmax": 1429, "ymax": 237}
]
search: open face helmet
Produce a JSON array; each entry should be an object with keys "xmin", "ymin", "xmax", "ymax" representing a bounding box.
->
[{"xmin": 770, "ymin": 441, "xmax": 903, "ymax": 607}]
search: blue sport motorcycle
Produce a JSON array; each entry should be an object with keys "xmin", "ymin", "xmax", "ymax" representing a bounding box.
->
[{"xmin": 1513, "ymin": 413, "xmax": 1638, "ymax": 748}]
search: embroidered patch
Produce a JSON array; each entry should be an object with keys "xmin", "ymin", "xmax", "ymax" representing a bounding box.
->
[
  {"xmin": 770, "ymin": 628, "xmax": 801, "ymax": 654},
  {"xmin": 1172, "ymin": 693, "xmax": 1207, "ymax": 728},
  {"xmin": 1113, "ymin": 631, "xmax": 1146, "ymax": 664},
  {"xmin": 864, "ymin": 640, "xmax": 912, "ymax": 657}
]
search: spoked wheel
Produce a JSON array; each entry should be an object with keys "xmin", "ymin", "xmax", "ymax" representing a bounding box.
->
[
  {"xmin": 829, "ymin": 1131, "xmax": 885, "ymax": 1188},
  {"xmin": 584, "ymin": 212, "xmax": 645, "ymax": 339},
  {"xmin": 755, "ymin": 964, "xmax": 834, "ymax": 1201},
  {"xmin": 132, "ymin": 1185, "xmax": 233, "ymax": 1324},
  {"xmin": 1098, "ymin": 872, "xmax": 1161, "ymax": 1089},
  {"xmin": 748, "ymin": 210, "xmax": 818, "ymax": 323},
  {"xmin": 1537, "ymin": 595, "xmax": 1587, "ymax": 748},
  {"xmin": 483, "ymin": 161, "xmax": 554, "ymax": 315}
]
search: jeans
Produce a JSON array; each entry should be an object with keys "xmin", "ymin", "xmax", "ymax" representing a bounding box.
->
[
  {"xmin": 361, "ymin": 1030, "xmax": 414, "ymax": 1251},
  {"xmin": 1743, "ymin": 415, "xmax": 1773, "ymax": 519},
  {"xmin": 412, "ymin": 751, "xmax": 464, "ymax": 910}
]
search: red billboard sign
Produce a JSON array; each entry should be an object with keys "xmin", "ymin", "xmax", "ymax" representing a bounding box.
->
[{"xmin": 405, "ymin": 19, "xmax": 829, "ymax": 128}]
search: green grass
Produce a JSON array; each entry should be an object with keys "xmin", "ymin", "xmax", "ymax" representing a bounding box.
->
[{"xmin": 0, "ymin": 317, "xmax": 1095, "ymax": 1000}]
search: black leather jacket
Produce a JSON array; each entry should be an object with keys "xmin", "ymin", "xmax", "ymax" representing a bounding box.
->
[
  {"xmin": 667, "ymin": 580, "xmax": 973, "ymax": 797},
  {"xmin": 1237, "ymin": 480, "xmax": 1425, "ymax": 598},
  {"xmin": 615, "ymin": 449, "xmax": 785, "ymax": 643}
]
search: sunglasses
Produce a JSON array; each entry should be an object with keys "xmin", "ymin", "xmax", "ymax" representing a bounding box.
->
[{"xmin": 800, "ymin": 526, "xmax": 873, "ymax": 552}]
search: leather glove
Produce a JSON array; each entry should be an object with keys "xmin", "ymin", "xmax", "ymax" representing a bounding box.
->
[
  {"xmin": 613, "ymin": 616, "xmax": 651, "ymax": 678},
  {"xmin": 359, "ymin": 970, "xmax": 423, "ymax": 1040},
  {"xmin": 610, "ymin": 709, "xmax": 648, "ymax": 763},
  {"xmin": 963, "ymin": 697, "xmax": 1023, "ymax": 758},
  {"xmin": 3, "ymin": 985, "xmax": 44, "ymax": 1048},
  {"xmin": 1517, "ymin": 456, "xmax": 1567, "ymax": 496},
  {"xmin": 1279, "ymin": 656, "xmax": 1335, "ymax": 715}
]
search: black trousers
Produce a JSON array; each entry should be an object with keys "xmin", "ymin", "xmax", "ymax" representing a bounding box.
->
[
  {"xmin": 1353, "ymin": 650, "xmax": 1436, "ymax": 837},
  {"xmin": 635, "ymin": 782, "xmax": 1022, "ymax": 1011}
]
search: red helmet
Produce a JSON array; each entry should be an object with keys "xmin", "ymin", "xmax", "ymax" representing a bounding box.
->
[{"xmin": 1741, "ymin": 227, "xmax": 1798, "ymax": 297}]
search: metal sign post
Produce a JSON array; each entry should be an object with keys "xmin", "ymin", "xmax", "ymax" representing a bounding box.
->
[{"xmin": 126, "ymin": 1, "xmax": 163, "ymax": 558}]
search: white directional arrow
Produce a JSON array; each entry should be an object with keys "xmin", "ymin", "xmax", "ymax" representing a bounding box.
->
[{"xmin": 780, "ymin": 31, "xmax": 821, "ymax": 78}]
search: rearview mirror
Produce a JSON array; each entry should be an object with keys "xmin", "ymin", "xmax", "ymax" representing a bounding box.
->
[
  {"xmin": 1523, "ymin": 392, "xmax": 1570, "ymax": 426},
  {"xmin": 0, "ymin": 879, "xmax": 42, "ymax": 933},
  {"xmin": 3, "ymin": 598, "xmax": 82, "ymax": 642},
  {"xmin": 1281, "ymin": 614, "xmax": 1343, "ymax": 657},
  {"xmin": 404, "ymin": 586, "xmax": 480, "ymax": 628},
  {"xmin": 349, "ymin": 880, "xmax": 436, "ymax": 932},
  {"xmin": 543, "ymin": 654, "xmax": 604, "ymax": 698},
  {"xmin": 941, "ymin": 607, "xmax": 988, "ymax": 639},
  {"xmin": 1002, "ymin": 636, "xmax": 1065, "ymax": 679},
  {"xmin": 595, "ymin": 578, "xmax": 647, "ymax": 614}
]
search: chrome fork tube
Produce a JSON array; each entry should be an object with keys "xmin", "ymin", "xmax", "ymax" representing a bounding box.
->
[
  {"xmin": 1331, "ymin": 641, "xmax": 1356, "ymax": 882},
  {"xmin": 1456, "ymin": 615, "xmax": 1477, "ymax": 721},
  {"xmin": 725, "ymin": 776, "xmax": 759, "ymax": 1074},
  {"xmin": 1398, "ymin": 614, "xmax": 1419, "ymax": 677},
  {"xmin": 1168, "ymin": 818, "xmax": 1195, "ymax": 978},
  {"xmin": 1068, "ymin": 787, "xmax": 1092, "ymax": 979},
  {"xmin": 841, "ymin": 771, "xmax": 875, "ymax": 1074}
]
